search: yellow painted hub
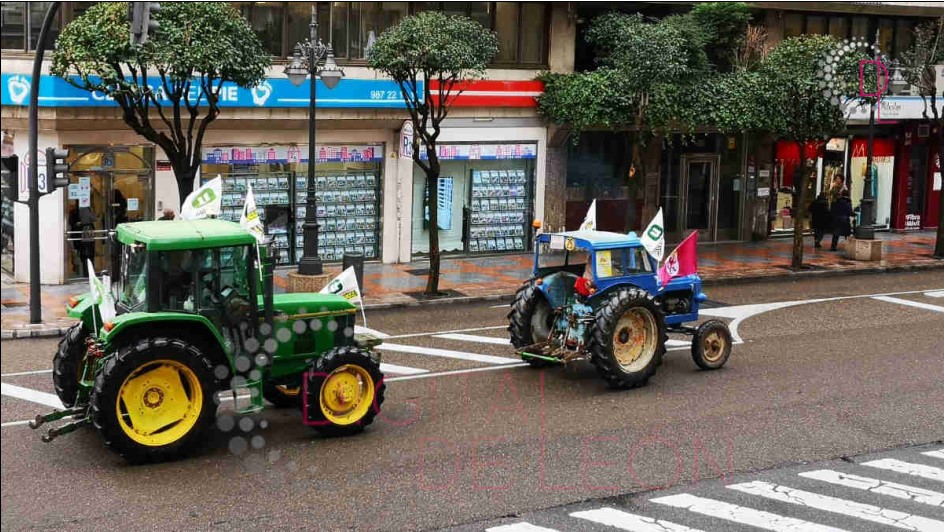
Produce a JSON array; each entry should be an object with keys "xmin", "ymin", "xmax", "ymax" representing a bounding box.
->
[
  {"xmin": 116, "ymin": 359, "xmax": 203, "ymax": 447},
  {"xmin": 319, "ymin": 364, "xmax": 375, "ymax": 426},
  {"xmin": 701, "ymin": 331, "xmax": 727, "ymax": 362},
  {"xmin": 612, "ymin": 308, "xmax": 657, "ymax": 371}
]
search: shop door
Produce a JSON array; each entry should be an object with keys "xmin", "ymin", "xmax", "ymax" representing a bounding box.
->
[
  {"xmin": 680, "ymin": 155, "xmax": 720, "ymax": 241},
  {"xmin": 65, "ymin": 148, "xmax": 153, "ymax": 280}
]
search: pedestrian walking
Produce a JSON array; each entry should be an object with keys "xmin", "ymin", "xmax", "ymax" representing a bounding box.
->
[
  {"xmin": 830, "ymin": 189, "xmax": 853, "ymax": 251},
  {"xmin": 810, "ymin": 193, "xmax": 830, "ymax": 249}
]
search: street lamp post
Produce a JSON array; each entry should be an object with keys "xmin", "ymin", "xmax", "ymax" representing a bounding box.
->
[
  {"xmin": 284, "ymin": 6, "xmax": 344, "ymax": 276},
  {"xmin": 855, "ymin": 31, "xmax": 882, "ymax": 241}
]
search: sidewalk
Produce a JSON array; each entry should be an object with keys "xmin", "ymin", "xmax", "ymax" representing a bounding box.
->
[{"xmin": 3, "ymin": 231, "xmax": 941, "ymax": 338}]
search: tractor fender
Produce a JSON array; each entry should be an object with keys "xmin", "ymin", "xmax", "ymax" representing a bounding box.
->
[
  {"xmin": 99, "ymin": 312, "xmax": 234, "ymax": 381},
  {"xmin": 65, "ymin": 293, "xmax": 100, "ymax": 331}
]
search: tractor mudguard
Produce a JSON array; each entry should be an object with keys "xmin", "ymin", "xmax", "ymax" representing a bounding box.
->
[
  {"xmin": 100, "ymin": 312, "xmax": 231, "ymax": 359},
  {"xmin": 65, "ymin": 293, "xmax": 100, "ymax": 331}
]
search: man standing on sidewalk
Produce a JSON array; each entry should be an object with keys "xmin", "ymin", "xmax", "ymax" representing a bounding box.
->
[{"xmin": 811, "ymin": 193, "xmax": 830, "ymax": 249}]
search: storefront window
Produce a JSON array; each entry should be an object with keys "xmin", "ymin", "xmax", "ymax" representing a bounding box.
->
[
  {"xmin": 237, "ymin": 2, "xmax": 284, "ymax": 57},
  {"xmin": 202, "ymin": 144, "xmax": 384, "ymax": 265},
  {"xmin": 849, "ymin": 137, "xmax": 895, "ymax": 229},
  {"xmin": 411, "ymin": 143, "xmax": 536, "ymax": 256},
  {"xmin": 286, "ymin": 2, "xmax": 329, "ymax": 55}
]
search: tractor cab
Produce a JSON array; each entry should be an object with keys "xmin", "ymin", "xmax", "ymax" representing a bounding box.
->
[{"xmin": 111, "ymin": 219, "xmax": 263, "ymax": 333}]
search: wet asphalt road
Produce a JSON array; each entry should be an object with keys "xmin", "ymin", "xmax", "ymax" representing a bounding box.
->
[{"xmin": 1, "ymin": 270, "xmax": 943, "ymax": 531}]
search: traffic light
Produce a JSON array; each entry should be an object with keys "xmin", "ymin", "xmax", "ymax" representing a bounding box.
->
[
  {"xmin": 1, "ymin": 155, "xmax": 17, "ymax": 202},
  {"xmin": 129, "ymin": 2, "xmax": 161, "ymax": 45},
  {"xmin": 45, "ymin": 147, "xmax": 70, "ymax": 194}
]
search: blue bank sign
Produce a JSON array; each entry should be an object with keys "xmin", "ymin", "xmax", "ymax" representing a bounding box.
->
[{"xmin": 1, "ymin": 74, "xmax": 414, "ymax": 109}]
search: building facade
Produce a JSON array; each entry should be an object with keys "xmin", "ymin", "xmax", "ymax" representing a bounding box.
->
[{"xmin": 0, "ymin": 1, "xmax": 575, "ymax": 284}]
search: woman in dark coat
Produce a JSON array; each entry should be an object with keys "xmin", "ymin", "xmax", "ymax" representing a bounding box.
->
[
  {"xmin": 810, "ymin": 193, "xmax": 830, "ymax": 248},
  {"xmin": 830, "ymin": 189, "xmax": 853, "ymax": 251}
]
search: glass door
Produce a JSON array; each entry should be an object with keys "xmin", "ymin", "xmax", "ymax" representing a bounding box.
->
[
  {"xmin": 680, "ymin": 155, "xmax": 720, "ymax": 241},
  {"xmin": 65, "ymin": 147, "xmax": 153, "ymax": 280}
]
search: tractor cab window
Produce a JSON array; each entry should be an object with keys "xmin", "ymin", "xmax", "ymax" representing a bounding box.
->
[
  {"xmin": 537, "ymin": 241, "xmax": 589, "ymax": 269},
  {"xmin": 159, "ymin": 250, "xmax": 201, "ymax": 312},
  {"xmin": 116, "ymin": 242, "xmax": 148, "ymax": 312},
  {"xmin": 196, "ymin": 246, "xmax": 251, "ymax": 311},
  {"xmin": 594, "ymin": 247, "xmax": 654, "ymax": 279}
]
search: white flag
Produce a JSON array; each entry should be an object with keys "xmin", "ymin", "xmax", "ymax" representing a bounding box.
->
[
  {"xmin": 87, "ymin": 259, "xmax": 116, "ymax": 325},
  {"xmin": 180, "ymin": 176, "xmax": 223, "ymax": 220},
  {"xmin": 579, "ymin": 199, "xmax": 597, "ymax": 231},
  {"xmin": 239, "ymin": 183, "xmax": 266, "ymax": 244},
  {"xmin": 640, "ymin": 208, "xmax": 666, "ymax": 262},
  {"xmin": 320, "ymin": 266, "xmax": 367, "ymax": 325}
]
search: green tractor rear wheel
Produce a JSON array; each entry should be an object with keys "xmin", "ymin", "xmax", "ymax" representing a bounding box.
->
[
  {"xmin": 90, "ymin": 337, "xmax": 218, "ymax": 464},
  {"xmin": 53, "ymin": 323, "xmax": 89, "ymax": 407}
]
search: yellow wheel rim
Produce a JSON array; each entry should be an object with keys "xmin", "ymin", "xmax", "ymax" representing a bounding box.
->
[
  {"xmin": 116, "ymin": 359, "xmax": 204, "ymax": 447},
  {"xmin": 612, "ymin": 308, "xmax": 657, "ymax": 372},
  {"xmin": 701, "ymin": 331, "xmax": 727, "ymax": 363},
  {"xmin": 319, "ymin": 364, "xmax": 375, "ymax": 426}
]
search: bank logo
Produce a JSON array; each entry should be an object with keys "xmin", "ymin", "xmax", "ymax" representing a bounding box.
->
[
  {"xmin": 251, "ymin": 81, "xmax": 273, "ymax": 106},
  {"xmin": 7, "ymin": 75, "xmax": 30, "ymax": 105}
]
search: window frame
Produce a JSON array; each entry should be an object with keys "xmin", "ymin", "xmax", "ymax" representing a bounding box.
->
[{"xmin": 1, "ymin": 1, "xmax": 64, "ymax": 52}]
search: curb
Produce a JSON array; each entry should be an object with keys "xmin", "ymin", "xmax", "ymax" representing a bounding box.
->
[{"xmin": 4, "ymin": 261, "xmax": 942, "ymax": 339}]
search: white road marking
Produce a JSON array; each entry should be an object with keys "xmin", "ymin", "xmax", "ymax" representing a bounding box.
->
[
  {"xmin": 862, "ymin": 459, "xmax": 944, "ymax": 483},
  {"xmin": 0, "ymin": 420, "xmax": 32, "ymax": 428},
  {"xmin": 728, "ymin": 480, "xmax": 944, "ymax": 531},
  {"xmin": 922, "ymin": 450, "xmax": 944, "ymax": 460},
  {"xmin": 386, "ymin": 362, "xmax": 529, "ymax": 383},
  {"xmin": 872, "ymin": 296, "xmax": 944, "ymax": 313},
  {"xmin": 666, "ymin": 339, "xmax": 690, "ymax": 347},
  {"xmin": 800, "ymin": 469, "xmax": 944, "ymax": 507},
  {"xmin": 571, "ymin": 507, "xmax": 705, "ymax": 531},
  {"xmin": 433, "ymin": 333, "xmax": 511, "ymax": 345},
  {"xmin": 378, "ymin": 363, "xmax": 428, "ymax": 376},
  {"xmin": 486, "ymin": 523, "xmax": 559, "ymax": 532},
  {"xmin": 0, "ymin": 369, "xmax": 53, "ymax": 377},
  {"xmin": 1, "ymin": 382, "xmax": 63, "ymax": 409},
  {"xmin": 384, "ymin": 324, "xmax": 508, "ymax": 340},
  {"xmin": 923, "ymin": 291, "xmax": 944, "ymax": 298},
  {"xmin": 378, "ymin": 343, "xmax": 519, "ymax": 365},
  {"xmin": 651, "ymin": 493, "xmax": 846, "ymax": 531},
  {"xmin": 354, "ymin": 325, "xmax": 390, "ymax": 339},
  {"xmin": 490, "ymin": 304, "xmax": 509, "ymax": 308}
]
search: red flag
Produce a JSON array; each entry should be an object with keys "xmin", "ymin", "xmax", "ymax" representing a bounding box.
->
[{"xmin": 658, "ymin": 232, "xmax": 698, "ymax": 286}]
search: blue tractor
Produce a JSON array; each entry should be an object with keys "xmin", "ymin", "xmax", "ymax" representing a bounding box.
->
[{"xmin": 508, "ymin": 230, "xmax": 732, "ymax": 389}]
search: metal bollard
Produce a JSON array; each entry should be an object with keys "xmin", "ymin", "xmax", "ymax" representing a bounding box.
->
[{"xmin": 342, "ymin": 252, "xmax": 365, "ymax": 296}]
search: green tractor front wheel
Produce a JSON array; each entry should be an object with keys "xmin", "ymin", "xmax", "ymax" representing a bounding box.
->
[
  {"xmin": 90, "ymin": 337, "xmax": 218, "ymax": 464},
  {"xmin": 306, "ymin": 346, "xmax": 385, "ymax": 437}
]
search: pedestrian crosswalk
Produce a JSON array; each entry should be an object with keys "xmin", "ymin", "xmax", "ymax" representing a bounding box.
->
[{"xmin": 464, "ymin": 446, "xmax": 944, "ymax": 532}]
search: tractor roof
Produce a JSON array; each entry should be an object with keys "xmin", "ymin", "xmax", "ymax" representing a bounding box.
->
[
  {"xmin": 536, "ymin": 230, "xmax": 642, "ymax": 250},
  {"xmin": 116, "ymin": 219, "xmax": 257, "ymax": 251}
]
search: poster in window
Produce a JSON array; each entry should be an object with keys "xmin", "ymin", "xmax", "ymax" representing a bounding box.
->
[{"xmin": 423, "ymin": 176, "xmax": 453, "ymax": 230}]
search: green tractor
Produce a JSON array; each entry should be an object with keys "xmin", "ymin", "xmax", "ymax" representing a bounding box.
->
[{"xmin": 32, "ymin": 219, "xmax": 385, "ymax": 464}]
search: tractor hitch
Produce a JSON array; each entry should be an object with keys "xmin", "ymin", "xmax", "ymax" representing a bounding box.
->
[
  {"xmin": 29, "ymin": 406, "xmax": 89, "ymax": 442},
  {"xmin": 40, "ymin": 417, "xmax": 90, "ymax": 443}
]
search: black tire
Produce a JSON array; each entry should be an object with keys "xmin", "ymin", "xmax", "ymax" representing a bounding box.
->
[
  {"xmin": 263, "ymin": 382, "xmax": 302, "ymax": 408},
  {"xmin": 306, "ymin": 346, "xmax": 385, "ymax": 437},
  {"xmin": 90, "ymin": 337, "xmax": 218, "ymax": 464},
  {"xmin": 589, "ymin": 287, "xmax": 666, "ymax": 389},
  {"xmin": 508, "ymin": 280, "xmax": 554, "ymax": 367},
  {"xmin": 53, "ymin": 323, "xmax": 89, "ymax": 407},
  {"xmin": 691, "ymin": 319, "xmax": 732, "ymax": 370}
]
